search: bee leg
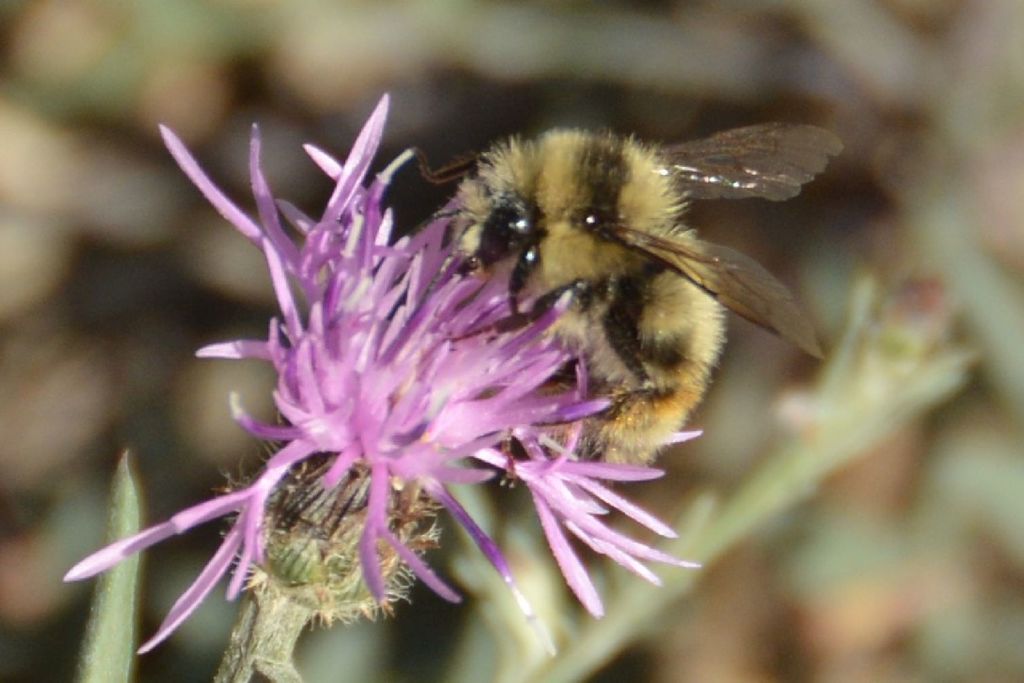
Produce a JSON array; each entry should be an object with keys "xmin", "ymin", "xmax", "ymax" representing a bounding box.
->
[
  {"xmin": 507, "ymin": 244, "xmax": 541, "ymax": 315},
  {"xmin": 529, "ymin": 278, "xmax": 591, "ymax": 317},
  {"xmin": 498, "ymin": 435, "xmax": 530, "ymax": 483},
  {"xmin": 487, "ymin": 277, "xmax": 590, "ymax": 334},
  {"xmin": 450, "ymin": 278, "xmax": 589, "ymax": 341}
]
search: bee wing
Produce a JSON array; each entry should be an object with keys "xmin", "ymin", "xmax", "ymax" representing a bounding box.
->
[
  {"xmin": 662, "ymin": 124, "xmax": 842, "ymax": 201},
  {"xmin": 611, "ymin": 226, "xmax": 822, "ymax": 357}
]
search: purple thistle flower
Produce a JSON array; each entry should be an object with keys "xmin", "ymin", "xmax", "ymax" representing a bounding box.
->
[{"xmin": 64, "ymin": 95, "xmax": 698, "ymax": 653}]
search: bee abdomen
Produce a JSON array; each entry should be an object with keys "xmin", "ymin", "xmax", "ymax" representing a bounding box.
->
[
  {"xmin": 582, "ymin": 271, "xmax": 724, "ymax": 463},
  {"xmin": 581, "ymin": 385, "xmax": 706, "ymax": 464}
]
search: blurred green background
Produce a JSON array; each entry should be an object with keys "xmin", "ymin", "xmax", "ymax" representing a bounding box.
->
[{"xmin": 1, "ymin": 1, "xmax": 1022, "ymax": 681}]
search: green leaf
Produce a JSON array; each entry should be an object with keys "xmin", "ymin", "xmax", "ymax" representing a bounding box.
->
[{"xmin": 76, "ymin": 452, "xmax": 142, "ymax": 683}]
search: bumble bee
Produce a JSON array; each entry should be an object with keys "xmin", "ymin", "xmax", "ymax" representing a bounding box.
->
[{"xmin": 446, "ymin": 124, "xmax": 841, "ymax": 464}]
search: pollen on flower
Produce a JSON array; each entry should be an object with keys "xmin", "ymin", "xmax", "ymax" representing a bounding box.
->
[{"xmin": 64, "ymin": 94, "xmax": 697, "ymax": 654}]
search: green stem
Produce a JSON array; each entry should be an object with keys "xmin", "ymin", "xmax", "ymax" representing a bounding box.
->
[{"xmin": 213, "ymin": 589, "xmax": 311, "ymax": 683}]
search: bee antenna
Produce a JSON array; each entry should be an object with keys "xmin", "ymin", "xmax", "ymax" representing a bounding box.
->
[{"xmin": 412, "ymin": 147, "xmax": 478, "ymax": 185}]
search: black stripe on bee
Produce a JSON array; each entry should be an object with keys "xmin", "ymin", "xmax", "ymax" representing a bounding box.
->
[
  {"xmin": 577, "ymin": 136, "xmax": 629, "ymax": 227},
  {"xmin": 603, "ymin": 267, "xmax": 690, "ymax": 383},
  {"xmin": 640, "ymin": 332, "xmax": 687, "ymax": 370},
  {"xmin": 602, "ymin": 275, "xmax": 650, "ymax": 383}
]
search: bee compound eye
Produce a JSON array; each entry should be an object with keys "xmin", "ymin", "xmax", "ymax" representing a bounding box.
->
[
  {"xmin": 459, "ymin": 255, "xmax": 482, "ymax": 275},
  {"xmin": 478, "ymin": 203, "xmax": 532, "ymax": 265}
]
